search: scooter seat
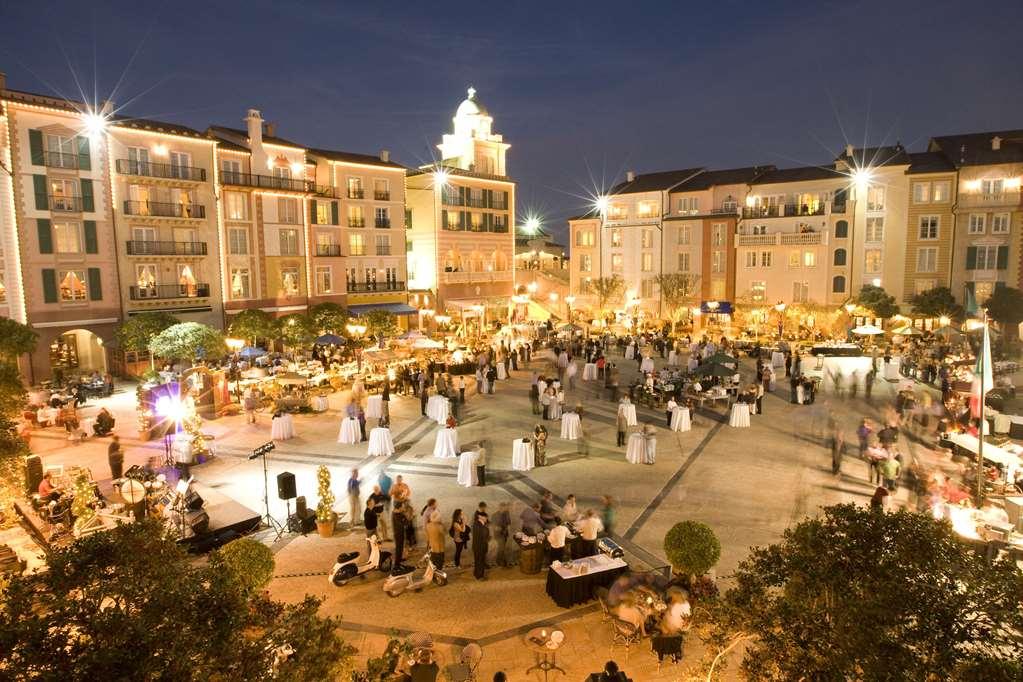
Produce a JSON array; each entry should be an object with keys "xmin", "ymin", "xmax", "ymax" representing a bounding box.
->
[
  {"xmin": 390, "ymin": 563, "xmax": 414, "ymax": 577},
  {"xmin": 336, "ymin": 551, "xmax": 360, "ymax": 563}
]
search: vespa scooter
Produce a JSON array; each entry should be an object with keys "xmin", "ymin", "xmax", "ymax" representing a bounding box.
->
[
  {"xmin": 329, "ymin": 534, "xmax": 393, "ymax": 586},
  {"xmin": 382, "ymin": 553, "xmax": 448, "ymax": 597}
]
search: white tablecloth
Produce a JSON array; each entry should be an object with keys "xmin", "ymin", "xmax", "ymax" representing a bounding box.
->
[
  {"xmin": 640, "ymin": 357, "xmax": 655, "ymax": 373},
  {"xmin": 583, "ymin": 363, "xmax": 597, "ymax": 381},
  {"xmin": 729, "ymin": 403, "xmax": 751, "ymax": 428},
  {"xmin": 771, "ymin": 351, "xmax": 785, "ymax": 368},
  {"xmin": 625, "ymin": 345, "xmax": 635, "ymax": 360},
  {"xmin": 497, "ymin": 363, "xmax": 507, "ymax": 380},
  {"xmin": 512, "ymin": 439, "xmax": 535, "ymax": 471},
  {"xmin": 433, "ymin": 428, "xmax": 459, "ymax": 458},
  {"xmin": 426, "ymin": 395, "xmax": 449, "ymax": 424},
  {"xmin": 337, "ymin": 417, "xmax": 361, "ymax": 444},
  {"xmin": 670, "ymin": 407, "xmax": 691, "ymax": 432},
  {"xmin": 626, "ymin": 433, "xmax": 646, "ymax": 464},
  {"xmin": 618, "ymin": 403, "xmax": 637, "ymax": 427},
  {"xmin": 367, "ymin": 427, "xmax": 394, "ymax": 457},
  {"xmin": 366, "ymin": 395, "xmax": 383, "ymax": 419},
  {"xmin": 271, "ymin": 414, "xmax": 295, "ymax": 440},
  {"xmin": 645, "ymin": 436, "xmax": 656, "ymax": 464},
  {"xmin": 457, "ymin": 451, "xmax": 478, "ymax": 487},
  {"xmin": 560, "ymin": 412, "xmax": 581, "ymax": 440},
  {"xmin": 37, "ymin": 407, "xmax": 58, "ymax": 425},
  {"xmin": 948, "ymin": 432, "xmax": 1019, "ymax": 468},
  {"xmin": 668, "ymin": 350, "xmax": 679, "ymax": 366},
  {"xmin": 311, "ymin": 395, "xmax": 329, "ymax": 412},
  {"xmin": 549, "ymin": 400, "xmax": 563, "ymax": 420}
]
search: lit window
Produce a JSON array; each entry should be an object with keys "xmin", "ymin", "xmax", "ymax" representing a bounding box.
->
[
  {"xmin": 865, "ymin": 217, "xmax": 884, "ymax": 242},
  {"xmin": 864, "ymin": 249, "xmax": 883, "ymax": 273},
  {"xmin": 279, "ymin": 228, "xmax": 299, "ymax": 256},
  {"xmin": 678, "ymin": 252, "xmax": 690, "ymax": 272},
  {"xmin": 914, "ymin": 278, "xmax": 937, "ymax": 295},
  {"xmin": 611, "ymin": 254, "xmax": 623, "ymax": 272},
  {"xmin": 678, "ymin": 225, "xmax": 691, "ymax": 245},
  {"xmin": 349, "ymin": 233, "xmax": 365, "ymax": 256},
  {"xmin": 228, "ymin": 228, "xmax": 248, "ymax": 255},
  {"xmin": 281, "ymin": 266, "xmax": 300, "ymax": 295},
  {"xmin": 918, "ymin": 216, "xmax": 939, "ymax": 240},
  {"xmin": 991, "ymin": 213, "xmax": 1010, "ymax": 234},
  {"xmin": 641, "ymin": 229, "xmax": 653, "ymax": 248},
  {"xmin": 225, "ymin": 192, "xmax": 248, "ymax": 220},
  {"xmin": 711, "ymin": 251, "xmax": 724, "ymax": 273},
  {"xmin": 347, "ymin": 177, "xmax": 364, "ymax": 199},
  {"xmin": 750, "ymin": 281, "xmax": 766, "ymax": 302},
  {"xmin": 803, "ymin": 251, "xmax": 816, "ymax": 267},
  {"xmin": 58, "ymin": 270, "xmax": 87, "ymax": 302},
  {"xmin": 641, "ymin": 252, "xmax": 653, "ymax": 272},
  {"xmin": 916, "ymin": 247, "xmax": 937, "ymax": 273},
  {"xmin": 230, "ymin": 268, "xmax": 250, "ymax": 298},
  {"xmin": 316, "ymin": 266, "xmax": 332, "ymax": 294},
  {"xmin": 610, "ymin": 229, "xmax": 622, "ymax": 247},
  {"xmin": 788, "ymin": 251, "xmax": 800, "ymax": 268},
  {"xmin": 932, "ymin": 181, "xmax": 950, "ymax": 202},
  {"xmin": 54, "ymin": 222, "xmax": 82, "ymax": 253},
  {"xmin": 867, "ymin": 185, "xmax": 885, "ymax": 211},
  {"xmin": 579, "ymin": 254, "xmax": 592, "ymax": 272},
  {"xmin": 912, "ymin": 182, "xmax": 930, "ymax": 203}
]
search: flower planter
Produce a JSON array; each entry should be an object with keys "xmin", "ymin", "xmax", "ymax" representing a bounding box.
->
[{"xmin": 316, "ymin": 517, "xmax": 335, "ymax": 538}]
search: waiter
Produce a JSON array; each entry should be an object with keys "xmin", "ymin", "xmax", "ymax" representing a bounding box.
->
[{"xmin": 546, "ymin": 523, "xmax": 568, "ymax": 564}]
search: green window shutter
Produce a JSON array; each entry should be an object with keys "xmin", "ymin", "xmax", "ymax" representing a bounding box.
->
[
  {"xmin": 42, "ymin": 269, "xmax": 57, "ymax": 303},
  {"xmin": 965, "ymin": 246, "xmax": 976, "ymax": 270},
  {"xmin": 331, "ymin": 201, "xmax": 339, "ymax": 225},
  {"xmin": 965, "ymin": 281, "xmax": 975, "ymax": 298},
  {"xmin": 502, "ymin": 191, "xmax": 509, "ymax": 207},
  {"xmin": 309, "ymin": 200, "xmax": 318, "ymax": 225},
  {"xmin": 76, "ymin": 136, "xmax": 91, "ymax": 170},
  {"xmin": 441, "ymin": 210, "xmax": 448, "ymax": 228},
  {"xmin": 84, "ymin": 220, "xmax": 98, "ymax": 254},
  {"xmin": 36, "ymin": 219, "xmax": 53, "ymax": 254},
  {"xmin": 29, "ymin": 130, "xmax": 44, "ymax": 165},
  {"xmin": 996, "ymin": 245, "xmax": 1009, "ymax": 270},
  {"xmin": 458, "ymin": 186, "xmax": 465, "ymax": 205},
  {"xmin": 80, "ymin": 179, "xmax": 95, "ymax": 212},
  {"xmin": 33, "ymin": 175, "xmax": 48, "ymax": 210},
  {"xmin": 87, "ymin": 268, "xmax": 102, "ymax": 301}
]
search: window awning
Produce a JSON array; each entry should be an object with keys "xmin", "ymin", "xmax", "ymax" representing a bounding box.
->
[{"xmin": 348, "ymin": 303, "xmax": 418, "ymax": 316}]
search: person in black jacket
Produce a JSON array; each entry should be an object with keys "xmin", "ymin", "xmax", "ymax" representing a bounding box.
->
[
  {"xmin": 391, "ymin": 500, "xmax": 408, "ymax": 571},
  {"xmin": 472, "ymin": 502, "xmax": 490, "ymax": 580}
]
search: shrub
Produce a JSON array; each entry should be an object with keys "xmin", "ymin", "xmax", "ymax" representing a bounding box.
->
[
  {"xmin": 213, "ymin": 537, "xmax": 274, "ymax": 595},
  {"xmin": 664, "ymin": 520, "xmax": 720, "ymax": 578},
  {"xmin": 316, "ymin": 466, "xmax": 335, "ymax": 523}
]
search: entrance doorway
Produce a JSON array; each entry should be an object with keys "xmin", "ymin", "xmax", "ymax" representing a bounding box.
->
[{"xmin": 50, "ymin": 329, "xmax": 107, "ymax": 378}]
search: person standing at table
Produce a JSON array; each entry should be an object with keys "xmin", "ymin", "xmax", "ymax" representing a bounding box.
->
[
  {"xmin": 616, "ymin": 408, "xmax": 628, "ymax": 447},
  {"xmin": 472, "ymin": 502, "xmax": 491, "ymax": 580},
  {"xmin": 755, "ymin": 380, "xmax": 765, "ymax": 415},
  {"xmin": 665, "ymin": 397, "xmax": 678, "ymax": 429},
  {"xmin": 546, "ymin": 522, "xmax": 568, "ymax": 564},
  {"xmin": 576, "ymin": 509, "xmax": 602, "ymax": 556},
  {"xmin": 449, "ymin": 509, "xmax": 468, "ymax": 568},
  {"xmin": 380, "ymin": 380, "xmax": 391, "ymax": 427},
  {"xmin": 493, "ymin": 501, "xmax": 511, "ymax": 567},
  {"xmin": 784, "ymin": 351, "xmax": 792, "ymax": 377},
  {"xmin": 426, "ymin": 510, "xmax": 446, "ymax": 569},
  {"xmin": 346, "ymin": 469, "xmax": 361, "ymax": 529},
  {"xmin": 475, "ymin": 441, "xmax": 488, "ymax": 486},
  {"xmin": 363, "ymin": 497, "xmax": 380, "ymax": 554},
  {"xmin": 457, "ymin": 375, "xmax": 466, "ymax": 404},
  {"xmin": 562, "ymin": 494, "xmax": 579, "ymax": 522},
  {"xmin": 107, "ymin": 435, "xmax": 124, "ymax": 480},
  {"xmin": 356, "ymin": 404, "xmax": 368, "ymax": 442}
]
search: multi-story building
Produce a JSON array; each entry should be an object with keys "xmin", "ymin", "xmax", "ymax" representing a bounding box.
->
[
  {"xmin": 406, "ymin": 88, "xmax": 515, "ymax": 327},
  {"xmin": 929, "ymin": 130, "xmax": 1023, "ymax": 303},
  {"xmin": 567, "ymin": 213, "xmax": 601, "ymax": 310},
  {"xmin": 901, "ymin": 152, "xmax": 957, "ymax": 301}
]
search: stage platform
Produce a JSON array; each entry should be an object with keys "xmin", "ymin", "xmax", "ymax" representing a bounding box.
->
[{"xmin": 179, "ymin": 482, "xmax": 261, "ymax": 553}]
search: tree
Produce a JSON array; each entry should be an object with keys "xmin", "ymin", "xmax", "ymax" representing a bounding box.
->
[
  {"xmin": 309, "ymin": 302, "xmax": 349, "ymax": 335},
  {"xmin": 211, "ymin": 537, "xmax": 275, "ymax": 596},
  {"xmin": 115, "ymin": 312, "xmax": 180, "ymax": 353},
  {"xmin": 909, "ymin": 286, "xmax": 964, "ymax": 320},
  {"xmin": 707, "ymin": 504, "xmax": 1023, "ymax": 680},
  {"xmin": 149, "ymin": 322, "xmax": 225, "ymax": 363},
  {"xmin": 984, "ymin": 286, "xmax": 1023, "ymax": 341},
  {"xmin": 0, "ymin": 318, "xmax": 37, "ymax": 365},
  {"xmin": 228, "ymin": 309, "xmax": 276, "ymax": 346},
  {"xmin": 364, "ymin": 309, "xmax": 398, "ymax": 339},
  {"xmin": 654, "ymin": 273, "xmax": 700, "ymax": 331},
  {"xmin": 0, "ymin": 520, "xmax": 354, "ymax": 680},
  {"xmin": 588, "ymin": 275, "xmax": 625, "ymax": 313},
  {"xmin": 663, "ymin": 521, "xmax": 720, "ymax": 580},
  {"xmin": 276, "ymin": 313, "xmax": 316, "ymax": 348},
  {"xmin": 855, "ymin": 284, "xmax": 900, "ymax": 319}
]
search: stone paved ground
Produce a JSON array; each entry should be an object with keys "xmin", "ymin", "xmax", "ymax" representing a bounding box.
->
[{"xmin": 31, "ymin": 348, "xmax": 917, "ymax": 680}]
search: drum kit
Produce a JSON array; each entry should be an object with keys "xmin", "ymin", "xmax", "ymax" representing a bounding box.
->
[{"xmin": 118, "ymin": 464, "xmax": 207, "ymax": 538}]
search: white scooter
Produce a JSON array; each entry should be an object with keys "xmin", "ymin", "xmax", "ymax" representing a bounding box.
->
[
  {"xmin": 329, "ymin": 534, "xmax": 393, "ymax": 586},
  {"xmin": 382, "ymin": 553, "xmax": 448, "ymax": 597}
]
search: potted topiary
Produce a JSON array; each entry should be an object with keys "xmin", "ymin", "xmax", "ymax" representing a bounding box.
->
[
  {"xmin": 663, "ymin": 520, "xmax": 721, "ymax": 587},
  {"xmin": 213, "ymin": 537, "xmax": 275, "ymax": 595},
  {"xmin": 315, "ymin": 465, "xmax": 337, "ymax": 537}
]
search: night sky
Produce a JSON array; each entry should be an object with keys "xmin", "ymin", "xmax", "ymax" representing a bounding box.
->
[{"xmin": 3, "ymin": 0, "xmax": 1023, "ymax": 244}]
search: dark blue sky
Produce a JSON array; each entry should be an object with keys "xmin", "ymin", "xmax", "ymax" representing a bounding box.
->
[{"xmin": 4, "ymin": 0, "xmax": 1022, "ymax": 243}]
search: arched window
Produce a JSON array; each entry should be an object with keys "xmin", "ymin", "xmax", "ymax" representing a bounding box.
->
[
  {"xmin": 833, "ymin": 248, "xmax": 847, "ymax": 266},
  {"xmin": 469, "ymin": 250, "xmax": 484, "ymax": 273},
  {"xmin": 835, "ymin": 220, "xmax": 849, "ymax": 239},
  {"xmin": 832, "ymin": 275, "xmax": 846, "ymax": 293}
]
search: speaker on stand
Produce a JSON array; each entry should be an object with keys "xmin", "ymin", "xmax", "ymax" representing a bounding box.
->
[
  {"xmin": 289, "ymin": 495, "xmax": 316, "ymax": 534},
  {"xmin": 277, "ymin": 472, "xmax": 296, "ymax": 535}
]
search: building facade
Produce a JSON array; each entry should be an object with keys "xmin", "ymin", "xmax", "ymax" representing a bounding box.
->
[{"xmin": 902, "ymin": 152, "xmax": 957, "ymax": 301}]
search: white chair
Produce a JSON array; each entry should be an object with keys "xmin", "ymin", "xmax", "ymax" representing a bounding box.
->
[{"xmin": 446, "ymin": 642, "xmax": 482, "ymax": 681}]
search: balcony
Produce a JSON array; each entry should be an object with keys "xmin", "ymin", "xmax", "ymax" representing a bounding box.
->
[
  {"xmin": 348, "ymin": 218, "xmax": 366, "ymax": 228},
  {"xmin": 123, "ymin": 200, "xmax": 205, "ymax": 219},
  {"xmin": 709, "ymin": 205, "xmax": 739, "ymax": 215},
  {"xmin": 129, "ymin": 283, "xmax": 211, "ymax": 300},
  {"xmin": 958, "ymin": 191, "xmax": 1021, "ymax": 208},
  {"xmin": 374, "ymin": 191, "xmax": 390, "ymax": 201},
  {"xmin": 347, "ymin": 281, "xmax": 405, "ymax": 293},
  {"xmin": 221, "ymin": 171, "xmax": 307, "ymax": 192},
  {"xmin": 316, "ymin": 244, "xmax": 342, "ymax": 257},
  {"xmin": 348, "ymin": 189, "xmax": 365, "ymax": 199},
  {"xmin": 440, "ymin": 270, "xmax": 513, "ymax": 284},
  {"xmin": 41, "ymin": 151, "xmax": 80, "ymax": 169},
  {"xmin": 492, "ymin": 199, "xmax": 508, "ymax": 210},
  {"xmin": 46, "ymin": 195, "xmax": 83, "ymax": 212},
  {"xmin": 742, "ymin": 204, "xmax": 826, "ymax": 219},
  {"xmin": 464, "ymin": 196, "xmax": 488, "ymax": 208},
  {"xmin": 735, "ymin": 233, "xmax": 777, "ymax": 247},
  {"xmin": 126, "ymin": 240, "xmax": 208, "ymax": 256},
  {"xmin": 116, "ymin": 159, "xmax": 206, "ymax": 182},
  {"xmin": 375, "ymin": 218, "xmax": 391, "ymax": 228},
  {"xmin": 736, "ymin": 231, "xmax": 827, "ymax": 247},
  {"xmin": 376, "ymin": 247, "xmax": 392, "ymax": 255}
]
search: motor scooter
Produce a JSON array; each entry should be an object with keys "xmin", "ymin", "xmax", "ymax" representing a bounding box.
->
[
  {"xmin": 329, "ymin": 534, "xmax": 393, "ymax": 586},
  {"xmin": 382, "ymin": 553, "xmax": 447, "ymax": 597}
]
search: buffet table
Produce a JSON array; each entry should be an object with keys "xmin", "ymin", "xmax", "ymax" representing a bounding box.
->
[{"xmin": 544, "ymin": 555, "xmax": 629, "ymax": 608}]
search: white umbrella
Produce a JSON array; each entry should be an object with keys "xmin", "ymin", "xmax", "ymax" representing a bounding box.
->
[
  {"xmin": 894, "ymin": 326, "xmax": 922, "ymax": 336},
  {"xmin": 852, "ymin": 325, "xmax": 884, "ymax": 336}
]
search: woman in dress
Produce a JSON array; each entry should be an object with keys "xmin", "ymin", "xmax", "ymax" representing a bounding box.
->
[{"xmin": 449, "ymin": 509, "xmax": 469, "ymax": 568}]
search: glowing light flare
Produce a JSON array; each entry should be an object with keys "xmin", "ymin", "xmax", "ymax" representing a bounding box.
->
[
  {"xmin": 81, "ymin": 111, "xmax": 109, "ymax": 139},
  {"xmin": 290, "ymin": 162, "xmax": 305, "ymax": 175},
  {"xmin": 938, "ymin": 315, "xmax": 951, "ymax": 327},
  {"xmin": 153, "ymin": 143, "xmax": 168, "ymax": 157},
  {"xmin": 871, "ymin": 278, "xmax": 882, "ymax": 287},
  {"xmin": 851, "ymin": 168, "xmax": 873, "ymax": 187},
  {"xmin": 432, "ymin": 168, "xmax": 450, "ymax": 188},
  {"xmin": 594, "ymin": 195, "xmax": 610, "ymax": 216},
  {"xmin": 524, "ymin": 216, "xmax": 541, "ymax": 234},
  {"xmin": 564, "ymin": 295, "xmax": 576, "ymax": 306}
]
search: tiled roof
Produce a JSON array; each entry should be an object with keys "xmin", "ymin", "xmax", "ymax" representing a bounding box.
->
[
  {"xmin": 608, "ymin": 168, "xmax": 705, "ymax": 195},
  {"xmin": 928, "ymin": 130, "xmax": 1023, "ymax": 167},
  {"xmin": 671, "ymin": 165, "xmax": 775, "ymax": 192},
  {"xmin": 835, "ymin": 145, "xmax": 911, "ymax": 168},
  {"xmin": 111, "ymin": 115, "xmax": 206, "ymax": 139},
  {"xmin": 308, "ymin": 147, "xmax": 405, "ymax": 170},
  {"xmin": 208, "ymin": 125, "xmax": 306, "ymax": 150},
  {"xmin": 750, "ymin": 165, "xmax": 846, "ymax": 185},
  {"xmin": 214, "ymin": 138, "xmax": 249, "ymax": 153},
  {"xmin": 905, "ymin": 151, "xmax": 956, "ymax": 175},
  {"xmin": 1, "ymin": 87, "xmax": 85, "ymax": 113}
]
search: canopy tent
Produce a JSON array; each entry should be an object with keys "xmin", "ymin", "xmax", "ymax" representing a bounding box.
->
[
  {"xmin": 694, "ymin": 362, "xmax": 737, "ymax": 378},
  {"xmin": 852, "ymin": 325, "xmax": 885, "ymax": 336},
  {"xmin": 239, "ymin": 346, "xmax": 267, "ymax": 359},
  {"xmin": 704, "ymin": 352, "xmax": 738, "ymax": 367},
  {"xmin": 314, "ymin": 333, "xmax": 345, "ymax": 345}
]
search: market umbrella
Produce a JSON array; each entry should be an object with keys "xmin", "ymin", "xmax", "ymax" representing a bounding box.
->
[
  {"xmin": 851, "ymin": 325, "xmax": 884, "ymax": 336},
  {"xmin": 894, "ymin": 326, "xmax": 922, "ymax": 336},
  {"xmin": 704, "ymin": 352, "xmax": 738, "ymax": 367},
  {"xmin": 239, "ymin": 346, "xmax": 267, "ymax": 359},
  {"xmin": 315, "ymin": 333, "xmax": 344, "ymax": 345},
  {"xmin": 557, "ymin": 323, "xmax": 582, "ymax": 333},
  {"xmin": 694, "ymin": 362, "xmax": 737, "ymax": 378}
]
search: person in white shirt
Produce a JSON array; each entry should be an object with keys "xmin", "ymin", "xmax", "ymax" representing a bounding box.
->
[
  {"xmin": 546, "ymin": 523, "xmax": 569, "ymax": 563},
  {"xmin": 659, "ymin": 589, "xmax": 692, "ymax": 635},
  {"xmin": 576, "ymin": 509, "xmax": 603, "ymax": 556},
  {"xmin": 665, "ymin": 398, "xmax": 678, "ymax": 428}
]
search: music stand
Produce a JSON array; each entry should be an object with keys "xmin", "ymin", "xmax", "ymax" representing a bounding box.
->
[{"xmin": 249, "ymin": 442, "xmax": 286, "ymax": 541}]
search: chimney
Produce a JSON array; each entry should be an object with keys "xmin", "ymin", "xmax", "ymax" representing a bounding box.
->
[
  {"xmin": 245, "ymin": 109, "xmax": 263, "ymax": 145},
  {"xmin": 264, "ymin": 121, "xmax": 276, "ymax": 137},
  {"xmin": 626, "ymin": 170, "xmax": 636, "ymax": 183},
  {"xmin": 845, "ymin": 143, "xmax": 854, "ymax": 157},
  {"xmin": 380, "ymin": 149, "xmax": 390, "ymax": 163},
  {"xmin": 0, "ymin": 72, "xmax": 6, "ymax": 91},
  {"xmin": 992, "ymin": 136, "xmax": 1002, "ymax": 151}
]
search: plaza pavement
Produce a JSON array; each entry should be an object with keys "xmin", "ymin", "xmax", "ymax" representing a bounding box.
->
[{"xmin": 29, "ymin": 348, "xmax": 916, "ymax": 680}]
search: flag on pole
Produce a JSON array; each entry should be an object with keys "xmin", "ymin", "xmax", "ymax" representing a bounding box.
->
[
  {"xmin": 970, "ymin": 319, "xmax": 993, "ymax": 418},
  {"xmin": 964, "ymin": 286, "xmax": 978, "ymax": 316}
]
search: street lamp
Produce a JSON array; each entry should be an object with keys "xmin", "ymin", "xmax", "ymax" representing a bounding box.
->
[
  {"xmin": 346, "ymin": 322, "xmax": 367, "ymax": 371},
  {"xmin": 418, "ymin": 308, "xmax": 434, "ymax": 333},
  {"xmin": 938, "ymin": 315, "xmax": 951, "ymax": 328},
  {"xmin": 774, "ymin": 302, "xmax": 787, "ymax": 339},
  {"xmin": 527, "ymin": 281, "xmax": 538, "ymax": 295},
  {"xmin": 565, "ymin": 295, "xmax": 576, "ymax": 323}
]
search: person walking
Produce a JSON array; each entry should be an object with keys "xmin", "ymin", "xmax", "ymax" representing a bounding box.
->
[
  {"xmin": 493, "ymin": 501, "xmax": 512, "ymax": 567},
  {"xmin": 426, "ymin": 510, "xmax": 446, "ymax": 569},
  {"xmin": 529, "ymin": 382, "xmax": 541, "ymax": 415},
  {"xmin": 107, "ymin": 435, "xmax": 124, "ymax": 480},
  {"xmin": 880, "ymin": 455, "xmax": 901, "ymax": 492},
  {"xmin": 472, "ymin": 502, "xmax": 491, "ymax": 580},
  {"xmin": 346, "ymin": 469, "xmax": 361, "ymax": 530},
  {"xmin": 476, "ymin": 440, "xmax": 488, "ymax": 486},
  {"xmin": 831, "ymin": 426, "xmax": 846, "ymax": 476},
  {"xmin": 616, "ymin": 408, "xmax": 628, "ymax": 447},
  {"xmin": 449, "ymin": 509, "xmax": 469, "ymax": 568},
  {"xmin": 458, "ymin": 375, "xmax": 466, "ymax": 404},
  {"xmin": 665, "ymin": 397, "xmax": 677, "ymax": 428},
  {"xmin": 420, "ymin": 385, "xmax": 429, "ymax": 417},
  {"xmin": 243, "ymin": 388, "xmax": 259, "ymax": 424},
  {"xmin": 601, "ymin": 496, "xmax": 616, "ymax": 537}
]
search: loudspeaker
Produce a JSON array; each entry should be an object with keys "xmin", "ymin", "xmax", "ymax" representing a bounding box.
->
[
  {"xmin": 185, "ymin": 509, "xmax": 209, "ymax": 534},
  {"xmin": 290, "ymin": 495, "xmax": 316, "ymax": 534},
  {"xmin": 25, "ymin": 455, "xmax": 43, "ymax": 496},
  {"xmin": 277, "ymin": 472, "xmax": 296, "ymax": 500},
  {"xmin": 184, "ymin": 490, "xmax": 204, "ymax": 511},
  {"xmin": 295, "ymin": 495, "xmax": 308, "ymax": 517}
]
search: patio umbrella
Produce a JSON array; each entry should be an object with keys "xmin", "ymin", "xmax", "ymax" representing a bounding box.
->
[
  {"xmin": 704, "ymin": 352, "xmax": 738, "ymax": 366},
  {"xmin": 851, "ymin": 325, "xmax": 884, "ymax": 336},
  {"xmin": 894, "ymin": 326, "xmax": 922, "ymax": 336},
  {"xmin": 694, "ymin": 362, "xmax": 737, "ymax": 378},
  {"xmin": 315, "ymin": 333, "xmax": 344, "ymax": 345},
  {"xmin": 239, "ymin": 346, "xmax": 267, "ymax": 359}
]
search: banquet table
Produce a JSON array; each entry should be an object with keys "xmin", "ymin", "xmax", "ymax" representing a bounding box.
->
[
  {"xmin": 311, "ymin": 395, "xmax": 329, "ymax": 412},
  {"xmin": 271, "ymin": 414, "xmax": 295, "ymax": 441},
  {"xmin": 512, "ymin": 439, "xmax": 535, "ymax": 471},
  {"xmin": 426, "ymin": 395, "xmax": 450, "ymax": 424},
  {"xmin": 617, "ymin": 403, "xmax": 638, "ymax": 427},
  {"xmin": 640, "ymin": 357, "xmax": 655, "ymax": 373},
  {"xmin": 545, "ymin": 555, "xmax": 629, "ymax": 608},
  {"xmin": 365, "ymin": 395, "xmax": 383, "ymax": 420},
  {"xmin": 583, "ymin": 363, "xmax": 597, "ymax": 381},
  {"xmin": 433, "ymin": 428, "xmax": 459, "ymax": 459},
  {"xmin": 367, "ymin": 427, "xmax": 394, "ymax": 457},
  {"xmin": 670, "ymin": 407, "xmax": 691, "ymax": 432},
  {"xmin": 497, "ymin": 363, "xmax": 508, "ymax": 380},
  {"xmin": 729, "ymin": 403, "xmax": 751, "ymax": 428},
  {"xmin": 337, "ymin": 417, "xmax": 362, "ymax": 445},
  {"xmin": 560, "ymin": 412, "xmax": 581, "ymax": 440},
  {"xmin": 456, "ymin": 451, "xmax": 478, "ymax": 487},
  {"xmin": 626, "ymin": 433, "xmax": 646, "ymax": 464}
]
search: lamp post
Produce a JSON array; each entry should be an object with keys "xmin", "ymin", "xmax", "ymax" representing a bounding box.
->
[
  {"xmin": 345, "ymin": 322, "xmax": 367, "ymax": 371},
  {"xmin": 565, "ymin": 295, "xmax": 576, "ymax": 324},
  {"xmin": 774, "ymin": 302, "xmax": 787, "ymax": 339},
  {"xmin": 418, "ymin": 308, "xmax": 434, "ymax": 333}
]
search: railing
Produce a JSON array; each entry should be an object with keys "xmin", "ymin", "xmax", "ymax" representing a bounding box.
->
[
  {"xmin": 958, "ymin": 191, "xmax": 1021, "ymax": 208},
  {"xmin": 348, "ymin": 218, "xmax": 365, "ymax": 228},
  {"xmin": 375, "ymin": 218, "xmax": 391, "ymax": 228},
  {"xmin": 123, "ymin": 200, "xmax": 205, "ymax": 219},
  {"xmin": 832, "ymin": 203, "xmax": 847, "ymax": 214},
  {"xmin": 374, "ymin": 191, "xmax": 390, "ymax": 201},
  {"xmin": 347, "ymin": 281, "xmax": 405, "ymax": 292},
  {"xmin": 220, "ymin": 171, "xmax": 307, "ymax": 192},
  {"xmin": 742, "ymin": 204, "xmax": 826, "ymax": 219},
  {"xmin": 42, "ymin": 151, "xmax": 79, "ymax": 169},
  {"xmin": 735, "ymin": 234, "xmax": 778, "ymax": 246},
  {"xmin": 116, "ymin": 159, "xmax": 206, "ymax": 181},
  {"xmin": 126, "ymin": 240, "xmax": 208, "ymax": 256},
  {"xmin": 492, "ymin": 200, "xmax": 507, "ymax": 210},
  {"xmin": 464, "ymin": 196, "xmax": 488, "ymax": 208},
  {"xmin": 710, "ymin": 205, "xmax": 739, "ymax": 215},
  {"xmin": 129, "ymin": 283, "xmax": 211, "ymax": 300},
  {"xmin": 376, "ymin": 246, "xmax": 391, "ymax": 255},
  {"xmin": 348, "ymin": 189, "xmax": 364, "ymax": 199},
  {"xmin": 442, "ymin": 222, "xmax": 509, "ymax": 233},
  {"xmin": 440, "ymin": 270, "xmax": 513, "ymax": 284},
  {"xmin": 46, "ymin": 195, "xmax": 82, "ymax": 212},
  {"xmin": 315, "ymin": 244, "xmax": 342, "ymax": 257},
  {"xmin": 735, "ymin": 232, "xmax": 827, "ymax": 247}
]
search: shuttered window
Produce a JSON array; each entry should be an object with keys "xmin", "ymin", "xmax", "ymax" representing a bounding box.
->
[
  {"xmin": 42, "ymin": 269, "xmax": 57, "ymax": 303},
  {"xmin": 37, "ymin": 219, "xmax": 53, "ymax": 254}
]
